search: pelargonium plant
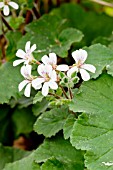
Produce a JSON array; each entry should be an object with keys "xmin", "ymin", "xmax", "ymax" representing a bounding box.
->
[{"xmin": 1, "ymin": 1, "xmax": 113, "ymax": 170}]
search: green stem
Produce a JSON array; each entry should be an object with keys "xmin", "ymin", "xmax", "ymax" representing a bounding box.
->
[
  {"xmin": 68, "ymin": 87, "xmax": 73, "ymax": 99},
  {"xmin": 0, "ymin": 13, "xmax": 14, "ymax": 31},
  {"xmin": 59, "ymin": 85, "xmax": 69, "ymax": 99},
  {"xmin": 49, "ymin": 92, "xmax": 62, "ymax": 99}
]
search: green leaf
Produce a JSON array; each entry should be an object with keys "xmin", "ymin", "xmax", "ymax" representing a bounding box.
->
[
  {"xmin": 33, "ymin": 91, "xmax": 44, "ymax": 104},
  {"xmin": 41, "ymin": 158, "xmax": 64, "ymax": 170},
  {"xmin": 32, "ymin": 162, "xmax": 40, "ymax": 170},
  {"xmin": 52, "ymin": 3, "xmax": 113, "ymax": 45},
  {"xmin": 92, "ymin": 36, "xmax": 111, "ymax": 46},
  {"xmin": 3, "ymin": 152, "xmax": 40, "ymax": 170},
  {"xmin": 34, "ymin": 106, "xmax": 69, "ymax": 137},
  {"xmin": 6, "ymin": 31, "xmax": 22, "ymax": 60},
  {"xmin": 52, "ymin": 27, "xmax": 84, "ymax": 57},
  {"xmin": 34, "ymin": 135, "xmax": 84, "ymax": 170},
  {"xmin": 9, "ymin": 17, "xmax": 24, "ymax": 30},
  {"xmin": 70, "ymin": 73, "xmax": 113, "ymax": 170},
  {"xmin": 12, "ymin": 107, "xmax": 36, "ymax": 136},
  {"xmin": 9, "ymin": 96, "xmax": 33, "ymax": 109},
  {"xmin": 0, "ymin": 144, "xmax": 30, "ymax": 170},
  {"xmin": 49, "ymin": 99, "xmax": 71, "ymax": 106},
  {"xmin": 17, "ymin": 14, "xmax": 83, "ymax": 58},
  {"xmin": 0, "ymin": 62, "xmax": 22, "ymax": 104},
  {"xmin": 84, "ymin": 44, "xmax": 113, "ymax": 78},
  {"xmin": 106, "ymin": 62, "xmax": 113, "ymax": 76},
  {"xmin": 32, "ymin": 98, "xmax": 49, "ymax": 116},
  {"xmin": 63, "ymin": 114, "xmax": 75, "ymax": 140}
]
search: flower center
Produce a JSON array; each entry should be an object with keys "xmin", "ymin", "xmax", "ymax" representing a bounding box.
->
[
  {"xmin": 45, "ymin": 74, "xmax": 50, "ymax": 82},
  {"xmin": 25, "ymin": 53, "xmax": 34, "ymax": 62},
  {"xmin": 41, "ymin": 71, "xmax": 51, "ymax": 82},
  {"xmin": 74, "ymin": 60, "xmax": 82, "ymax": 68}
]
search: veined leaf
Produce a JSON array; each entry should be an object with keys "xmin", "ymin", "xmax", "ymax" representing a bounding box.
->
[
  {"xmin": 41, "ymin": 158, "xmax": 64, "ymax": 170},
  {"xmin": 0, "ymin": 144, "xmax": 30, "ymax": 170},
  {"xmin": 3, "ymin": 151, "xmax": 40, "ymax": 170},
  {"xmin": 63, "ymin": 114, "xmax": 75, "ymax": 140},
  {"xmin": 34, "ymin": 106, "xmax": 69, "ymax": 137},
  {"xmin": 80, "ymin": 44, "xmax": 113, "ymax": 79},
  {"xmin": 6, "ymin": 31, "xmax": 22, "ymax": 60},
  {"xmin": 34, "ymin": 135, "xmax": 84, "ymax": 170},
  {"xmin": 51, "ymin": 3, "xmax": 113, "ymax": 45},
  {"xmin": 70, "ymin": 73, "xmax": 113, "ymax": 170},
  {"xmin": 17, "ymin": 14, "xmax": 83, "ymax": 58},
  {"xmin": 32, "ymin": 98, "xmax": 49, "ymax": 116},
  {"xmin": 0, "ymin": 62, "xmax": 22, "ymax": 104}
]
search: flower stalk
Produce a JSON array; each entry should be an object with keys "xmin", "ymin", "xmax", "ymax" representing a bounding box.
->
[{"xmin": 0, "ymin": 12, "xmax": 13, "ymax": 31}]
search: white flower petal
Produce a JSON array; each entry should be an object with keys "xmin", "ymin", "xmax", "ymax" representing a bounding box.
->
[
  {"xmin": 3, "ymin": 5, "xmax": 9, "ymax": 16},
  {"xmin": 18, "ymin": 80, "xmax": 29, "ymax": 91},
  {"xmin": 56, "ymin": 64, "xmax": 69, "ymax": 71},
  {"xmin": 32, "ymin": 78, "xmax": 45, "ymax": 89},
  {"xmin": 20, "ymin": 65, "xmax": 32, "ymax": 78},
  {"xmin": 49, "ymin": 53, "xmax": 57, "ymax": 65},
  {"xmin": 13, "ymin": 59, "xmax": 25, "ymax": 66},
  {"xmin": 26, "ymin": 65, "xmax": 32, "ymax": 77},
  {"xmin": 45, "ymin": 64, "xmax": 52, "ymax": 77},
  {"xmin": 30, "ymin": 44, "xmax": 36, "ymax": 53},
  {"xmin": 72, "ymin": 49, "xmax": 87, "ymax": 64},
  {"xmin": 38, "ymin": 64, "xmax": 53, "ymax": 78},
  {"xmin": 48, "ymin": 81, "xmax": 58, "ymax": 90},
  {"xmin": 8, "ymin": 1, "xmax": 19, "ymax": 9},
  {"xmin": 25, "ymin": 41, "xmax": 30, "ymax": 53},
  {"xmin": 24, "ymin": 83, "xmax": 31, "ymax": 97},
  {"xmin": 80, "ymin": 68, "xmax": 90, "ymax": 81},
  {"xmin": 81, "ymin": 64, "xmax": 96, "ymax": 73},
  {"xmin": 24, "ymin": 60, "xmax": 30, "ymax": 65},
  {"xmin": 0, "ymin": 2, "xmax": 4, "ymax": 8},
  {"xmin": 42, "ymin": 82, "xmax": 49, "ymax": 96},
  {"xmin": 67, "ymin": 66, "xmax": 78, "ymax": 78},
  {"xmin": 32, "ymin": 82, "xmax": 42, "ymax": 90},
  {"xmin": 50, "ymin": 70, "xmax": 57, "ymax": 81},
  {"xmin": 20, "ymin": 65, "xmax": 26, "ymax": 78},
  {"xmin": 16, "ymin": 49, "xmax": 26, "ymax": 59},
  {"xmin": 38, "ymin": 64, "xmax": 45, "ymax": 77},
  {"xmin": 41, "ymin": 55, "xmax": 50, "ymax": 65}
]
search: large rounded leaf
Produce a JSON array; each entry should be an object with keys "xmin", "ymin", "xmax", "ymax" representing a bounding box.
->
[
  {"xmin": 0, "ymin": 62, "xmax": 22, "ymax": 104},
  {"xmin": 70, "ymin": 74, "xmax": 113, "ymax": 170}
]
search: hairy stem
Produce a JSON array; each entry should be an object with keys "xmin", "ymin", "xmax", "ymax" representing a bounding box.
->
[
  {"xmin": 49, "ymin": 92, "xmax": 62, "ymax": 99},
  {"xmin": 0, "ymin": 13, "xmax": 14, "ymax": 31},
  {"xmin": 59, "ymin": 85, "xmax": 69, "ymax": 99},
  {"xmin": 68, "ymin": 87, "xmax": 73, "ymax": 99},
  {"xmin": 36, "ymin": 60, "xmax": 41, "ymax": 65}
]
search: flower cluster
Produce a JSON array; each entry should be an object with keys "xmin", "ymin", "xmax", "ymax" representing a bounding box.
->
[
  {"xmin": 13, "ymin": 41, "xmax": 96, "ymax": 98},
  {"xmin": 0, "ymin": 0, "xmax": 19, "ymax": 16},
  {"xmin": 67, "ymin": 49, "xmax": 96, "ymax": 81}
]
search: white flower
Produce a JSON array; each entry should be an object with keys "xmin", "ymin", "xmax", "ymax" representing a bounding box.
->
[
  {"xmin": 67, "ymin": 49, "xmax": 96, "ymax": 81},
  {"xmin": 0, "ymin": 0, "xmax": 19, "ymax": 16},
  {"xmin": 18, "ymin": 65, "xmax": 40, "ymax": 97},
  {"xmin": 32, "ymin": 64, "xmax": 58, "ymax": 96},
  {"xmin": 13, "ymin": 41, "xmax": 36, "ymax": 67},
  {"xmin": 41, "ymin": 52, "xmax": 69, "ymax": 71}
]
